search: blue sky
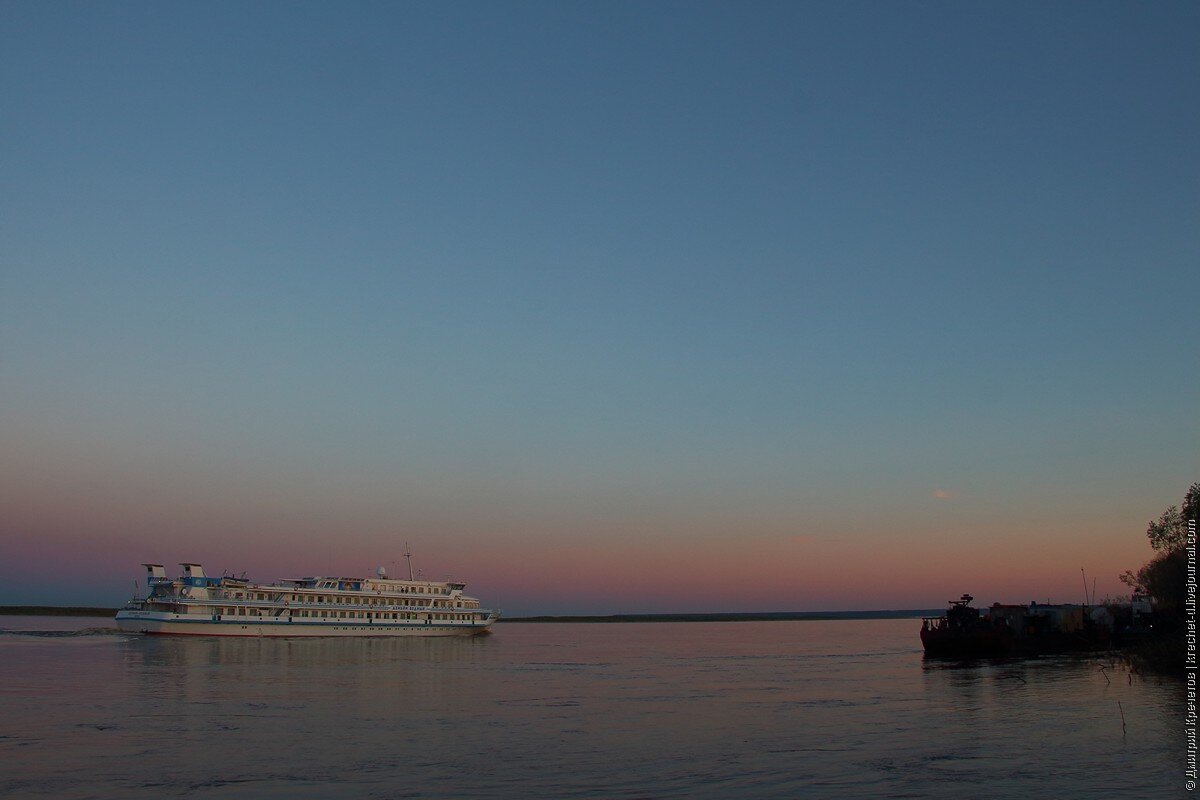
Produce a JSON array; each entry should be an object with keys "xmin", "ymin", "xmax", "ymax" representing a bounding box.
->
[{"xmin": 2, "ymin": 2, "xmax": 1197, "ymax": 613}]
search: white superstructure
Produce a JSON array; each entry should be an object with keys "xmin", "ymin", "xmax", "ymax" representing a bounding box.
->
[{"xmin": 115, "ymin": 555, "xmax": 498, "ymax": 637}]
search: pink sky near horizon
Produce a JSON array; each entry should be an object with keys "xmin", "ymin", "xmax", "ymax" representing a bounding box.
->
[{"xmin": 0, "ymin": 437, "xmax": 1175, "ymax": 615}]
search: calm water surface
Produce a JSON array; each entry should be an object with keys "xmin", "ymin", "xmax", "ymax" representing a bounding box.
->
[{"xmin": 0, "ymin": 616, "xmax": 1184, "ymax": 798}]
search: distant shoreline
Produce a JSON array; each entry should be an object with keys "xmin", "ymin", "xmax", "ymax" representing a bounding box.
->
[
  {"xmin": 0, "ymin": 606, "xmax": 940, "ymax": 622},
  {"xmin": 1, "ymin": 606, "xmax": 117, "ymax": 617},
  {"xmin": 500, "ymin": 610, "xmax": 939, "ymax": 623}
]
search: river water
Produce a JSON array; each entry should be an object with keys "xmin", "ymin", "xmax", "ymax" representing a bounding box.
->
[{"xmin": 0, "ymin": 616, "xmax": 1184, "ymax": 798}]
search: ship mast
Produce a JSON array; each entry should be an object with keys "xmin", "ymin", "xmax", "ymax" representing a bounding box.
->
[{"xmin": 404, "ymin": 542, "xmax": 415, "ymax": 581}]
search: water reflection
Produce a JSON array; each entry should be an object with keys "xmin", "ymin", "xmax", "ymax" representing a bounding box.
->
[
  {"xmin": 0, "ymin": 617, "xmax": 1184, "ymax": 799},
  {"xmin": 915, "ymin": 652, "xmax": 1184, "ymax": 797}
]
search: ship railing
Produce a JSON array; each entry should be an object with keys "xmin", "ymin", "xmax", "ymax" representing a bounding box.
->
[{"xmin": 155, "ymin": 595, "xmax": 495, "ymax": 613}]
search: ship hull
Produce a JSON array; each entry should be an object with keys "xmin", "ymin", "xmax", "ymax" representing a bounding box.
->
[
  {"xmin": 115, "ymin": 610, "xmax": 494, "ymax": 637},
  {"xmin": 920, "ymin": 625, "xmax": 1014, "ymax": 658}
]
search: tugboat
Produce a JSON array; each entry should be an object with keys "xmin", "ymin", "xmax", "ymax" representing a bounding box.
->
[{"xmin": 920, "ymin": 594, "xmax": 1015, "ymax": 658}]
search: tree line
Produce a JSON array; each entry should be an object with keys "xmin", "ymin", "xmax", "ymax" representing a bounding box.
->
[{"xmin": 1120, "ymin": 481, "xmax": 1198, "ymax": 622}]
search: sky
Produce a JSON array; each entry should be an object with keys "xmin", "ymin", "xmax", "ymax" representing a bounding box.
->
[{"xmin": 1, "ymin": 1, "xmax": 1197, "ymax": 616}]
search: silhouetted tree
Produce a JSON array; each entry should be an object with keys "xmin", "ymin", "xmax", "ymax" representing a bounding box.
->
[
  {"xmin": 1124, "ymin": 550, "xmax": 1187, "ymax": 616},
  {"xmin": 1120, "ymin": 482, "xmax": 1198, "ymax": 616},
  {"xmin": 1119, "ymin": 482, "xmax": 1198, "ymax": 672},
  {"xmin": 1184, "ymin": 481, "xmax": 1200, "ymax": 528}
]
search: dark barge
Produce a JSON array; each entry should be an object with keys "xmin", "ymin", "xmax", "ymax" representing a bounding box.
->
[{"xmin": 921, "ymin": 594, "xmax": 1118, "ymax": 659}]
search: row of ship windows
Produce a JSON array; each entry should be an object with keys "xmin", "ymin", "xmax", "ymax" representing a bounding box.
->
[
  {"xmin": 313, "ymin": 584, "xmax": 452, "ymax": 595},
  {"xmin": 214, "ymin": 608, "xmax": 481, "ymax": 621},
  {"xmin": 228, "ymin": 592, "xmax": 476, "ymax": 608}
]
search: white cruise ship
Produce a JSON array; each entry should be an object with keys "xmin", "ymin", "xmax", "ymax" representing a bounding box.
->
[{"xmin": 115, "ymin": 553, "xmax": 498, "ymax": 637}]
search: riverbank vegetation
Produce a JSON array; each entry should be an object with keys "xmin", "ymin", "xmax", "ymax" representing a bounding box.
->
[{"xmin": 1119, "ymin": 481, "xmax": 1198, "ymax": 673}]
